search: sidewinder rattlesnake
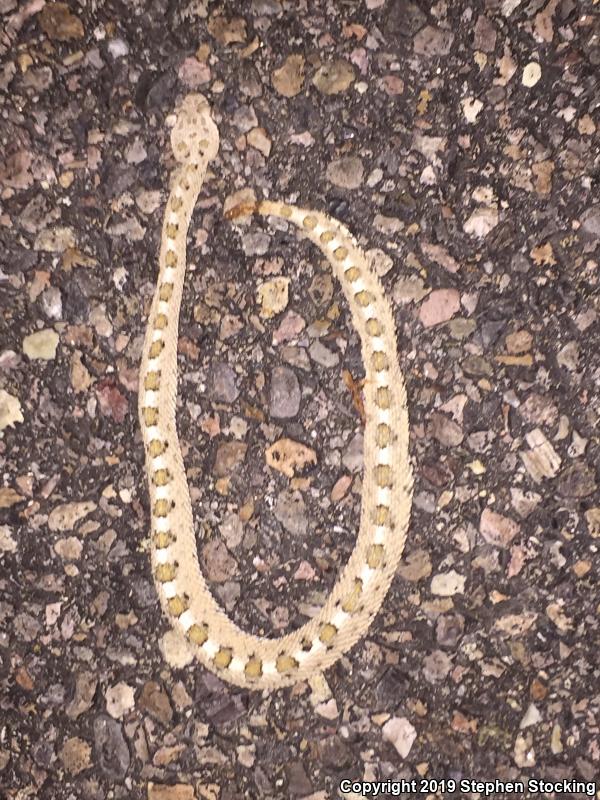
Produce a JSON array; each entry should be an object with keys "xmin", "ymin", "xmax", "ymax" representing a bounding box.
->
[{"xmin": 139, "ymin": 94, "xmax": 414, "ymax": 690}]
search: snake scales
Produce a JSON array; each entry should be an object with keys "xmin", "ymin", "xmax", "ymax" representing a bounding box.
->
[{"xmin": 139, "ymin": 94, "xmax": 414, "ymax": 690}]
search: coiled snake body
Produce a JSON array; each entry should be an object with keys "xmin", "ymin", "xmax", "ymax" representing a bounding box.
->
[{"xmin": 139, "ymin": 95, "xmax": 413, "ymax": 690}]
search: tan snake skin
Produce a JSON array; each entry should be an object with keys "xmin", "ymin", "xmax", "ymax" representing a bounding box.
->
[{"xmin": 138, "ymin": 94, "xmax": 414, "ymax": 690}]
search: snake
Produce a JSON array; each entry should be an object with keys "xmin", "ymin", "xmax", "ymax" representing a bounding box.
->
[{"xmin": 138, "ymin": 94, "xmax": 414, "ymax": 690}]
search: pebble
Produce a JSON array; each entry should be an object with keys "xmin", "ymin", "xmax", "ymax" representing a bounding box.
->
[
  {"xmin": 272, "ymin": 54, "xmax": 305, "ymax": 97},
  {"xmin": 160, "ymin": 629, "xmax": 194, "ymax": 669},
  {"xmin": 510, "ymin": 488, "xmax": 542, "ymax": 518},
  {"xmin": 326, "ymin": 157, "xmax": 364, "ymax": 190},
  {"xmin": 201, "ymin": 539, "xmax": 238, "ymax": 582},
  {"xmin": 463, "ymin": 206, "xmax": 499, "ymax": 237},
  {"xmin": 237, "ymin": 744, "xmax": 256, "ymax": 768},
  {"xmin": 436, "ymin": 614, "xmax": 464, "ymax": 647},
  {"xmin": 136, "ymin": 189, "xmax": 161, "ymax": 215},
  {"xmin": 257, "ymin": 277, "xmax": 289, "ymax": 319},
  {"xmin": 40, "ymin": 286, "xmax": 62, "ymax": 320},
  {"xmin": 247, "ymin": 127, "xmax": 271, "ymax": 157},
  {"xmin": 428, "ymin": 412, "xmax": 463, "ymax": 447},
  {"xmin": 393, "ymin": 275, "xmax": 430, "ymax": 305},
  {"xmin": 557, "ymin": 463, "xmax": 596, "ymax": 498},
  {"xmin": 208, "ymin": 15, "xmax": 246, "ymax": 45},
  {"xmin": 419, "ymin": 289, "xmax": 460, "ymax": 327},
  {"xmin": 342, "ymin": 432, "xmax": 364, "ymax": 473},
  {"xmin": 66, "ymin": 672, "xmax": 97, "ymax": 719},
  {"xmin": 420, "ymin": 242, "xmax": 460, "ymax": 274},
  {"xmin": 210, "ymin": 363, "xmax": 239, "ymax": 403},
  {"xmin": 367, "ymin": 248, "xmax": 394, "ymax": 276},
  {"xmin": 178, "ymin": 57, "xmax": 210, "ymax": 88},
  {"xmin": 312, "ymin": 59, "xmax": 355, "ymax": 94},
  {"xmin": 23, "ymin": 329, "xmax": 59, "ymax": 360},
  {"xmin": 54, "ymin": 536, "xmax": 83, "ymax": 560},
  {"xmin": 273, "ymin": 311, "xmax": 306, "ymax": 345},
  {"xmin": 581, "ymin": 205, "xmax": 600, "ymax": 238},
  {"xmin": 397, "ymin": 549, "xmax": 431, "ymax": 582},
  {"xmin": 48, "ymin": 500, "xmax": 96, "ymax": 532},
  {"xmin": 585, "ymin": 507, "xmax": 600, "ymax": 537},
  {"xmin": 148, "ymin": 784, "xmax": 196, "ymax": 800},
  {"xmin": 59, "ymin": 737, "xmax": 91, "ymax": 775},
  {"xmin": 269, "ymin": 366, "xmax": 301, "ymax": 418},
  {"xmin": 315, "ymin": 735, "xmax": 351, "ymax": 768},
  {"xmin": 423, "ymin": 649, "xmax": 452, "ymax": 683},
  {"xmin": 381, "ymin": 75, "xmax": 404, "ymax": 95},
  {"xmin": 382, "ymin": 717, "xmax": 417, "ymax": 759},
  {"xmin": 519, "ymin": 393, "xmax": 558, "ymax": 427},
  {"xmin": 0, "ymin": 390, "xmax": 23, "ymax": 430},
  {"xmin": 89, "ymin": 304, "xmax": 113, "ymax": 337},
  {"xmin": 39, "ymin": 2, "xmax": 84, "ymax": 41},
  {"xmin": 285, "ymin": 762, "xmax": 313, "ymax": 795},
  {"xmin": 431, "ymin": 570, "xmax": 465, "ymax": 596},
  {"xmin": 474, "ymin": 14, "xmax": 497, "ymax": 52},
  {"xmin": 520, "ymin": 703, "xmax": 542, "ymax": 729},
  {"xmin": 309, "ymin": 340, "xmax": 339, "ymax": 368},
  {"xmin": 550, "ymin": 724, "xmax": 563, "ymax": 755},
  {"xmin": 309, "ymin": 272, "xmax": 333, "ymax": 308},
  {"xmin": 93, "ymin": 715, "xmax": 130, "ymax": 780},
  {"xmin": 513, "ymin": 733, "xmax": 535, "ymax": 767},
  {"xmin": 14, "ymin": 612, "xmax": 41, "ymax": 641},
  {"xmin": 0, "ymin": 525, "xmax": 17, "ymax": 553},
  {"xmin": 462, "ymin": 97, "xmax": 483, "ymax": 123},
  {"xmin": 414, "ymin": 26, "xmax": 454, "ymax": 56},
  {"xmin": 265, "ymin": 438, "xmax": 317, "ymax": 478},
  {"xmin": 125, "ymin": 138, "xmax": 147, "ymax": 164},
  {"xmin": 479, "ymin": 508, "xmax": 520, "ymax": 548},
  {"xmin": 105, "ymin": 682, "xmax": 135, "ymax": 719},
  {"xmin": 522, "ymin": 62, "xmax": 542, "ymax": 87},
  {"xmin": 494, "ymin": 611, "xmax": 537, "ymax": 637},
  {"xmin": 233, "ymin": 104, "xmax": 258, "ymax": 133},
  {"xmin": 557, "ymin": 340, "xmax": 579, "ymax": 371},
  {"xmin": 107, "ymin": 37, "xmax": 129, "ymax": 58},
  {"xmin": 505, "ymin": 329, "xmax": 532, "ymax": 354},
  {"xmin": 242, "ymin": 231, "xmax": 270, "ymax": 256},
  {"xmin": 213, "ymin": 441, "xmax": 247, "ymax": 477},
  {"xmin": 274, "ymin": 490, "xmax": 308, "ymax": 536},
  {"xmin": 139, "ymin": 681, "xmax": 173, "ymax": 725}
]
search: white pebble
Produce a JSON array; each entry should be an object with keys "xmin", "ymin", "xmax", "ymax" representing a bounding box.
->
[
  {"xmin": 461, "ymin": 97, "xmax": 483, "ymax": 123},
  {"xmin": 522, "ymin": 62, "xmax": 541, "ymax": 87}
]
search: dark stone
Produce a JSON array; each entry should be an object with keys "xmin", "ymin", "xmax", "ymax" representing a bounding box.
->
[
  {"xmin": 210, "ymin": 363, "xmax": 239, "ymax": 404},
  {"xmin": 581, "ymin": 205, "xmax": 600, "ymax": 238},
  {"xmin": 253, "ymin": 766, "xmax": 273, "ymax": 796},
  {"xmin": 32, "ymin": 738, "xmax": 55, "ymax": 768},
  {"xmin": 462, "ymin": 355, "xmax": 493, "ymax": 377},
  {"xmin": 62, "ymin": 280, "xmax": 89, "ymax": 323},
  {"xmin": 383, "ymin": 0, "xmax": 427, "ymax": 38},
  {"xmin": 376, "ymin": 667, "xmax": 411, "ymax": 709},
  {"xmin": 285, "ymin": 761, "xmax": 313, "ymax": 796},
  {"xmin": 269, "ymin": 366, "xmax": 301, "ymax": 419},
  {"xmin": 1, "ymin": 239, "xmax": 38, "ymax": 273},
  {"xmin": 93, "ymin": 715, "xmax": 130, "ymax": 781},
  {"xmin": 436, "ymin": 614, "xmax": 465, "ymax": 648},
  {"xmin": 130, "ymin": 578, "xmax": 157, "ymax": 609},
  {"xmin": 195, "ymin": 673, "xmax": 248, "ymax": 726},
  {"xmin": 557, "ymin": 463, "xmax": 596, "ymax": 498},
  {"xmin": 136, "ymin": 69, "xmax": 176, "ymax": 110},
  {"xmin": 421, "ymin": 460, "xmax": 453, "ymax": 488},
  {"xmin": 478, "ymin": 320, "xmax": 507, "ymax": 349},
  {"xmin": 315, "ymin": 735, "xmax": 351, "ymax": 770}
]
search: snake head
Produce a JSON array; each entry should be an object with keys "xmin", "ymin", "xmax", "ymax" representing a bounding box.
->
[{"xmin": 170, "ymin": 93, "xmax": 219, "ymax": 164}]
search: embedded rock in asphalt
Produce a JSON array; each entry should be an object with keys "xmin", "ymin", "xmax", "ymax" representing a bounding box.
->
[{"xmin": 269, "ymin": 366, "xmax": 301, "ymax": 418}]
